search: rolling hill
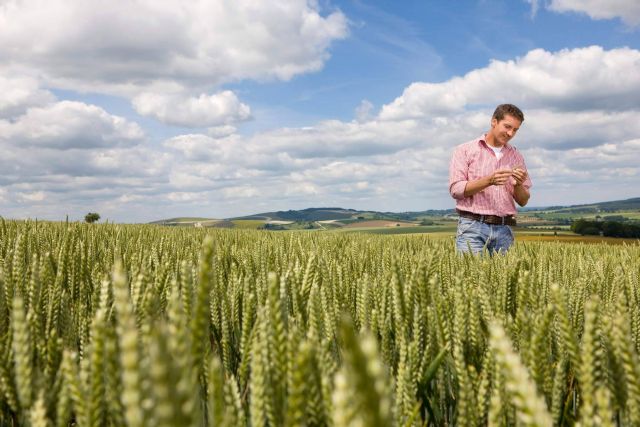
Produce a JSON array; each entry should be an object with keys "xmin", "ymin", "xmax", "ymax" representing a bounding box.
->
[{"xmin": 150, "ymin": 197, "xmax": 640, "ymax": 226}]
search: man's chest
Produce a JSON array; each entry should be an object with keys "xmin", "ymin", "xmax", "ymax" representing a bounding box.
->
[{"xmin": 467, "ymin": 149, "xmax": 518, "ymax": 180}]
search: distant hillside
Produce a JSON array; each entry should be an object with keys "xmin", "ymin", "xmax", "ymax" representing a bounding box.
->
[
  {"xmin": 233, "ymin": 207, "xmax": 461, "ymax": 222},
  {"xmin": 233, "ymin": 207, "xmax": 361, "ymax": 222},
  {"xmin": 150, "ymin": 197, "xmax": 640, "ymax": 225},
  {"xmin": 375, "ymin": 209, "xmax": 455, "ymax": 220},
  {"xmin": 149, "ymin": 217, "xmax": 215, "ymax": 224},
  {"xmin": 529, "ymin": 197, "xmax": 640, "ymax": 213},
  {"xmin": 149, "ymin": 217, "xmax": 219, "ymax": 227}
]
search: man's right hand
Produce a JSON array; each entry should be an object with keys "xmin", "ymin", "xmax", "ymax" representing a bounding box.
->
[
  {"xmin": 488, "ymin": 169, "xmax": 513, "ymax": 186},
  {"xmin": 464, "ymin": 168, "xmax": 516, "ymax": 197}
]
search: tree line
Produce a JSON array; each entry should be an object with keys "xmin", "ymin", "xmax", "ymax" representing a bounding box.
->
[{"xmin": 571, "ymin": 219, "xmax": 640, "ymax": 238}]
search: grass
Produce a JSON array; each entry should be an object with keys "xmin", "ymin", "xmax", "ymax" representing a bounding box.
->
[
  {"xmin": 516, "ymin": 234, "xmax": 639, "ymax": 245},
  {"xmin": 3, "ymin": 219, "xmax": 640, "ymax": 425},
  {"xmin": 335, "ymin": 218, "xmax": 364, "ymax": 224},
  {"xmin": 317, "ymin": 222, "xmax": 344, "ymax": 229},
  {"xmin": 355, "ymin": 226, "xmax": 434, "ymax": 235},
  {"xmin": 329, "ymin": 223, "xmax": 639, "ymax": 245},
  {"xmin": 231, "ymin": 220, "xmax": 265, "ymax": 229},
  {"xmin": 337, "ymin": 225, "xmax": 456, "ymax": 235}
]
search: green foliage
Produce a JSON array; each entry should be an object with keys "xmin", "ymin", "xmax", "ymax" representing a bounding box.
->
[
  {"xmin": 571, "ymin": 218, "xmax": 640, "ymax": 238},
  {"xmin": 1, "ymin": 220, "xmax": 640, "ymax": 425},
  {"xmin": 84, "ymin": 213, "xmax": 100, "ymax": 224}
]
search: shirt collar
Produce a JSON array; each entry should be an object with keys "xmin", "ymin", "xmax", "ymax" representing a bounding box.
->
[{"xmin": 478, "ymin": 134, "xmax": 513, "ymax": 151}]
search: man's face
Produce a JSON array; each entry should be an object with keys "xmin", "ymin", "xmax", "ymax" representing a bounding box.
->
[{"xmin": 490, "ymin": 114, "xmax": 522, "ymax": 146}]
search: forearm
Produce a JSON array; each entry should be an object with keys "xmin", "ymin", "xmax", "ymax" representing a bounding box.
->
[
  {"xmin": 463, "ymin": 176, "xmax": 492, "ymax": 198},
  {"xmin": 513, "ymin": 184, "xmax": 530, "ymax": 206}
]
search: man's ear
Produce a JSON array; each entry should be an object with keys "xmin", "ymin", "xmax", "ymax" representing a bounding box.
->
[{"xmin": 490, "ymin": 118, "xmax": 497, "ymax": 128}]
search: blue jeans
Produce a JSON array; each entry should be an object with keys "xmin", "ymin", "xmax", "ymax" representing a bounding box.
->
[{"xmin": 455, "ymin": 217, "xmax": 514, "ymax": 255}]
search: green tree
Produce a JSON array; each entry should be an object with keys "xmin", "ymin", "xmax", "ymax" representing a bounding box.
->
[{"xmin": 85, "ymin": 212, "xmax": 101, "ymax": 223}]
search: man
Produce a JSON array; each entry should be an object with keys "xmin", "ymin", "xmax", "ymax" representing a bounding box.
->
[{"xmin": 448, "ymin": 104, "xmax": 532, "ymax": 254}]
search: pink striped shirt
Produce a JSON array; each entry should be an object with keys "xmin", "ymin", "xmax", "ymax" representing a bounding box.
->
[{"xmin": 449, "ymin": 135, "xmax": 532, "ymax": 216}]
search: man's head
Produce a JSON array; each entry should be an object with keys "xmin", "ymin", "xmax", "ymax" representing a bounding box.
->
[
  {"xmin": 489, "ymin": 104, "xmax": 524, "ymax": 147},
  {"xmin": 492, "ymin": 104, "xmax": 524, "ymax": 123}
]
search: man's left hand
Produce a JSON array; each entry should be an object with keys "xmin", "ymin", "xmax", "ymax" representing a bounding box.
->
[{"xmin": 512, "ymin": 167, "xmax": 528, "ymax": 186}]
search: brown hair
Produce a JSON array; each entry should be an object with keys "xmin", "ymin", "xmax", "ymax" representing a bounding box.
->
[{"xmin": 492, "ymin": 104, "xmax": 524, "ymax": 123}]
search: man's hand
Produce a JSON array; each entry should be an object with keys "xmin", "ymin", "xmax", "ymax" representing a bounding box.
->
[
  {"xmin": 511, "ymin": 167, "xmax": 528, "ymax": 186},
  {"xmin": 463, "ymin": 167, "xmax": 528, "ymax": 198},
  {"xmin": 489, "ymin": 168, "xmax": 513, "ymax": 186},
  {"xmin": 511, "ymin": 166, "xmax": 530, "ymax": 206}
]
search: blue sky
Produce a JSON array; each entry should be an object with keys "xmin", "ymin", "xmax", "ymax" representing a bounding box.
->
[{"xmin": 1, "ymin": 0, "xmax": 639, "ymax": 222}]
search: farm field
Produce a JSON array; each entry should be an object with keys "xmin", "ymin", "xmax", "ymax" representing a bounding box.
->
[
  {"xmin": 150, "ymin": 218, "xmax": 220, "ymax": 227},
  {"xmin": 336, "ymin": 223, "xmax": 640, "ymax": 245},
  {"xmin": 342, "ymin": 225, "xmax": 455, "ymax": 235},
  {"xmin": 523, "ymin": 210, "xmax": 640, "ymax": 222},
  {"xmin": 341, "ymin": 220, "xmax": 417, "ymax": 228},
  {"xmin": 231, "ymin": 220, "xmax": 267, "ymax": 229},
  {"xmin": 1, "ymin": 220, "xmax": 640, "ymax": 425},
  {"xmin": 516, "ymin": 234, "xmax": 640, "ymax": 245}
]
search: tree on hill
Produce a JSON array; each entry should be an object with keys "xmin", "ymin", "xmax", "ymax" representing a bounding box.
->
[
  {"xmin": 571, "ymin": 218, "xmax": 640, "ymax": 238},
  {"xmin": 85, "ymin": 212, "xmax": 100, "ymax": 223}
]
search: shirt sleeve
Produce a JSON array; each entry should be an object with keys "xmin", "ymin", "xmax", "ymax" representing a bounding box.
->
[{"xmin": 449, "ymin": 145, "xmax": 468, "ymax": 200}]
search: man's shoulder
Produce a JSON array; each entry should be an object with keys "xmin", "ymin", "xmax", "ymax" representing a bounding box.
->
[{"xmin": 454, "ymin": 136, "xmax": 484, "ymax": 152}]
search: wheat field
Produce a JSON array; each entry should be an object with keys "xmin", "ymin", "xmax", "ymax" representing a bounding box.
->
[{"xmin": 1, "ymin": 219, "xmax": 639, "ymax": 426}]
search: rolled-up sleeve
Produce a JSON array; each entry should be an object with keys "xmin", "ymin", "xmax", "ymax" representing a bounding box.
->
[{"xmin": 449, "ymin": 146, "xmax": 468, "ymax": 200}]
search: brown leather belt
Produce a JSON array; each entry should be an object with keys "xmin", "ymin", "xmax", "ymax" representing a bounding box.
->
[{"xmin": 456, "ymin": 209, "xmax": 516, "ymax": 226}]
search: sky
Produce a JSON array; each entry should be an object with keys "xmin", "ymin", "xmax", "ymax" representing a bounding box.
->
[{"xmin": 1, "ymin": 0, "xmax": 639, "ymax": 222}]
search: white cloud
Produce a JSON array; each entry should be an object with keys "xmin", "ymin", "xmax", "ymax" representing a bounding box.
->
[
  {"xmin": 379, "ymin": 46, "xmax": 640, "ymax": 120},
  {"xmin": 518, "ymin": 109, "xmax": 640, "ymax": 150},
  {"xmin": 208, "ymin": 125, "xmax": 237, "ymax": 138},
  {"xmin": 0, "ymin": 74, "xmax": 54, "ymax": 118},
  {"xmin": 290, "ymin": 161, "xmax": 394, "ymax": 185},
  {"xmin": 132, "ymin": 91, "xmax": 251, "ymax": 127},
  {"xmin": 286, "ymin": 182, "xmax": 321, "ymax": 196},
  {"xmin": 116, "ymin": 194, "xmax": 143, "ymax": 203},
  {"xmin": 0, "ymin": 95, "xmax": 170, "ymax": 220},
  {"xmin": 163, "ymin": 134, "xmax": 238, "ymax": 162},
  {"xmin": 157, "ymin": 97, "xmax": 640, "ymax": 216},
  {"xmin": 1, "ymin": 43, "xmax": 639, "ymax": 221},
  {"xmin": 19, "ymin": 191, "xmax": 46, "ymax": 202},
  {"xmin": 0, "ymin": 101, "xmax": 144, "ymax": 149},
  {"xmin": 0, "ymin": 0, "xmax": 348, "ymax": 95},
  {"xmin": 222, "ymin": 186, "xmax": 259, "ymax": 199},
  {"xmin": 547, "ymin": 0, "xmax": 640, "ymax": 26},
  {"xmin": 0, "ymin": 0, "xmax": 347, "ymax": 128},
  {"xmin": 167, "ymin": 192, "xmax": 203, "ymax": 202},
  {"xmin": 519, "ymin": 137, "xmax": 640, "ymax": 205},
  {"xmin": 248, "ymin": 118, "xmax": 424, "ymax": 158},
  {"xmin": 0, "ymin": 145, "xmax": 168, "ymax": 186}
]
